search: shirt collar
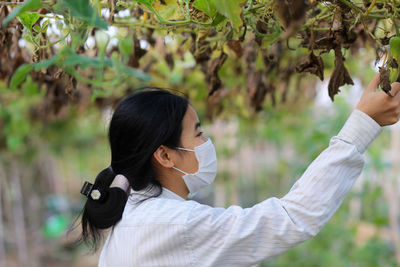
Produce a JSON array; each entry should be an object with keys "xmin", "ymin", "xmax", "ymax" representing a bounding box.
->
[{"xmin": 129, "ymin": 185, "xmax": 186, "ymax": 202}]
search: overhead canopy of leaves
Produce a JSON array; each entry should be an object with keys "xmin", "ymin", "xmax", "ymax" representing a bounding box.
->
[{"xmin": 1, "ymin": 0, "xmax": 400, "ymax": 127}]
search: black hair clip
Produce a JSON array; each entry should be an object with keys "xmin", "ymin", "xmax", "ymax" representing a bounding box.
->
[{"xmin": 80, "ymin": 181, "xmax": 102, "ymax": 200}]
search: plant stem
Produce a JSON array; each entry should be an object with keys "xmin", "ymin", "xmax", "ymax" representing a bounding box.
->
[
  {"xmin": 337, "ymin": 0, "xmax": 386, "ymax": 18},
  {"xmin": 338, "ymin": 0, "xmax": 362, "ymax": 13},
  {"xmin": 361, "ymin": 17, "xmax": 384, "ymax": 47},
  {"xmin": 364, "ymin": 0, "xmax": 376, "ymax": 17}
]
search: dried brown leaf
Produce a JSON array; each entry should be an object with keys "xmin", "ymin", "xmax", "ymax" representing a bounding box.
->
[
  {"xmin": 227, "ymin": 39, "xmax": 243, "ymax": 58},
  {"xmin": 247, "ymin": 71, "xmax": 272, "ymax": 111},
  {"xmin": 295, "ymin": 52, "xmax": 324, "ymax": 81},
  {"xmin": 379, "ymin": 66, "xmax": 392, "ymax": 96},
  {"xmin": 206, "ymin": 52, "xmax": 228, "ymax": 96},
  {"xmin": 328, "ymin": 47, "xmax": 354, "ymax": 101},
  {"xmin": 272, "ymin": 0, "xmax": 308, "ymax": 39}
]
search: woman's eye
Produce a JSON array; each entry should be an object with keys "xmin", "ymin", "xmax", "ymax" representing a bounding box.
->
[{"xmin": 197, "ymin": 131, "xmax": 203, "ymax": 137}]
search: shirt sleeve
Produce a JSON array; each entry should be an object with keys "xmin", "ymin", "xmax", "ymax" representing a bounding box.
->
[{"xmin": 184, "ymin": 109, "xmax": 382, "ymax": 267}]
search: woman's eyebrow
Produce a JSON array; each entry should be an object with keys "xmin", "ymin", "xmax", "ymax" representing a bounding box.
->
[{"xmin": 194, "ymin": 122, "xmax": 201, "ymax": 131}]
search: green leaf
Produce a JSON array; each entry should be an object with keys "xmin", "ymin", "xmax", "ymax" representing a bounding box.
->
[
  {"xmin": 389, "ymin": 36, "xmax": 400, "ymax": 62},
  {"xmin": 111, "ymin": 51, "xmax": 121, "ymax": 72},
  {"xmin": 389, "ymin": 67, "xmax": 398, "ymax": 83},
  {"xmin": 133, "ymin": 0, "xmax": 154, "ymax": 9},
  {"xmin": 119, "ymin": 65, "xmax": 152, "ymax": 81},
  {"xmin": 10, "ymin": 64, "xmax": 33, "ymax": 89},
  {"xmin": 17, "ymin": 12, "xmax": 41, "ymax": 29},
  {"xmin": 59, "ymin": 0, "xmax": 108, "ymax": 29},
  {"xmin": 33, "ymin": 25, "xmax": 41, "ymax": 33},
  {"xmin": 157, "ymin": 2, "xmax": 182, "ymax": 21},
  {"xmin": 2, "ymin": 0, "xmax": 43, "ymax": 27},
  {"xmin": 193, "ymin": 0, "xmax": 217, "ymax": 18},
  {"xmin": 62, "ymin": 53, "xmax": 113, "ymax": 68},
  {"xmin": 41, "ymin": 19, "xmax": 49, "ymax": 33},
  {"xmin": 21, "ymin": 76, "xmax": 41, "ymax": 97},
  {"xmin": 211, "ymin": 13, "xmax": 226, "ymax": 27},
  {"xmin": 213, "ymin": 0, "xmax": 244, "ymax": 32},
  {"xmin": 118, "ymin": 38, "xmax": 133, "ymax": 57},
  {"xmin": 33, "ymin": 56, "xmax": 60, "ymax": 69},
  {"xmin": 117, "ymin": 1, "xmax": 130, "ymax": 8},
  {"xmin": 13, "ymin": 46, "xmax": 153, "ymax": 87}
]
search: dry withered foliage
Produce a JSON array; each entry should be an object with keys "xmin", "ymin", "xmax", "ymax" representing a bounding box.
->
[
  {"xmin": 388, "ymin": 58, "xmax": 398, "ymax": 69},
  {"xmin": 242, "ymin": 36, "xmax": 279, "ymax": 111},
  {"xmin": 30, "ymin": 67, "xmax": 78, "ymax": 118},
  {"xmin": 244, "ymin": 37, "xmax": 276, "ymax": 111},
  {"xmin": 328, "ymin": 47, "xmax": 354, "ymax": 101},
  {"xmin": 205, "ymin": 87, "xmax": 227, "ymax": 119},
  {"xmin": 280, "ymin": 66, "xmax": 294, "ymax": 103},
  {"xmin": 0, "ymin": 5, "xmax": 25, "ymax": 82},
  {"xmin": 272, "ymin": 0, "xmax": 309, "ymax": 39},
  {"xmin": 247, "ymin": 70, "xmax": 274, "ymax": 111},
  {"xmin": 127, "ymin": 32, "xmax": 147, "ymax": 68},
  {"xmin": 296, "ymin": 52, "xmax": 324, "ymax": 81},
  {"xmin": 190, "ymin": 30, "xmax": 216, "ymax": 64},
  {"xmin": 2, "ymin": 0, "xmax": 397, "ymax": 122},
  {"xmin": 387, "ymin": 58, "xmax": 400, "ymax": 83},
  {"xmin": 191, "ymin": 38, "xmax": 211, "ymax": 64},
  {"xmin": 379, "ymin": 66, "xmax": 393, "ymax": 96},
  {"xmin": 349, "ymin": 22, "xmax": 377, "ymax": 55},
  {"xmin": 227, "ymin": 39, "xmax": 243, "ymax": 58},
  {"xmin": 263, "ymin": 45, "xmax": 282, "ymax": 75},
  {"xmin": 205, "ymin": 51, "xmax": 228, "ymax": 96}
]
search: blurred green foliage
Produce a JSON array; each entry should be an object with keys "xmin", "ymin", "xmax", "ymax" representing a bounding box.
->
[{"xmin": 0, "ymin": 1, "xmax": 398, "ymax": 265}]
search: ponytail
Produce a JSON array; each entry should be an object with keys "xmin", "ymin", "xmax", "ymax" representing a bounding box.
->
[
  {"xmin": 72, "ymin": 88, "xmax": 189, "ymax": 252},
  {"xmin": 80, "ymin": 166, "xmax": 129, "ymax": 251}
]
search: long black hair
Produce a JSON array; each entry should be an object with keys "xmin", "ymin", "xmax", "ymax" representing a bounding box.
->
[{"xmin": 75, "ymin": 87, "xmax": 189, "ymax": 251}]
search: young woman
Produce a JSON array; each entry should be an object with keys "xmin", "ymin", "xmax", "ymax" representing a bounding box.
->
[{"xmin": 79, "ymin": 74, "xmax": 400, "ymax": 266}]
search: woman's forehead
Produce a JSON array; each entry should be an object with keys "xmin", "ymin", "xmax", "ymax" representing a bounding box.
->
[
  {"xmin": 182, "ymin": 105, "xmax": 200, "ymax": 132},
  {"xmin": 183, "ymin": 105, "xmax": 199, "ymax": 124}
]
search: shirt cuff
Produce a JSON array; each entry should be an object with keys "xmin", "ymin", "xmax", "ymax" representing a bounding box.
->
[{"xmin": 336, "ymin": 109, "xmax": 382, "ymax": 154}]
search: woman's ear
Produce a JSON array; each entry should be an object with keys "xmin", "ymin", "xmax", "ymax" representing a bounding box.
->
[{"xmin": 152, "ymin": 145, "xmax": 175, "ymax": 168}]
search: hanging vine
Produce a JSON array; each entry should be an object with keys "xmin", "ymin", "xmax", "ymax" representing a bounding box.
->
[{"xmin": 0, "ymin": 0, "xmax": 399, "ymax": 123}]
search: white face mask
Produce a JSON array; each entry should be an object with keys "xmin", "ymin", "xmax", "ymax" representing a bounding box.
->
[{"xmin": 172, "ymin": 138, "xmax": 217, "ymax": 196}]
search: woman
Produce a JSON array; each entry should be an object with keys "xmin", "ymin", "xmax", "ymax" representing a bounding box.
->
[{"xmin": 79, "ymin": 74, "xmax": 400, "ymax": 266}]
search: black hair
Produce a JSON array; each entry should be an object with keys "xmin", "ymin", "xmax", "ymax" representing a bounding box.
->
[{"xmin": 74, "ymin": 87, "xmax": 189, "ymax": 251}]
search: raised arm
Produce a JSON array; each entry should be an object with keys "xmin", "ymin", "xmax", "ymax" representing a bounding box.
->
[{"xmin": 184, "ymin": 74, "xmax": 400, "ymax": 266}]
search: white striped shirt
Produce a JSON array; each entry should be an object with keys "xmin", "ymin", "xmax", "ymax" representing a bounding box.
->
[{"xmin": 98, "ymin": 109, "xmax": 382, "ymax": 267}]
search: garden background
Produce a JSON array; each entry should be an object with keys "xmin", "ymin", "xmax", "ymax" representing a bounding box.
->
[{"xmin": 1, "ymin": 0, "xmax": 400, "ymax": 266}]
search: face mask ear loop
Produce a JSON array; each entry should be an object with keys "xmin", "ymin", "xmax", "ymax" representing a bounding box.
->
[
  {"xmin": 172, "ymin": 147, "xmax": 195, "ymax": 175},
  {"xmin": 172, "ymin": 166, "xmax": 189, "ymax": 175},
  {"xmin": 174, "ymin": 147, "xmax": 195, "ymax": 152}
]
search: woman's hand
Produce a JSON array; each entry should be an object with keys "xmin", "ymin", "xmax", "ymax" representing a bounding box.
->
[{"xmin": 356, "ymin": 73, "xmax": 400, "ymax": 126}]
